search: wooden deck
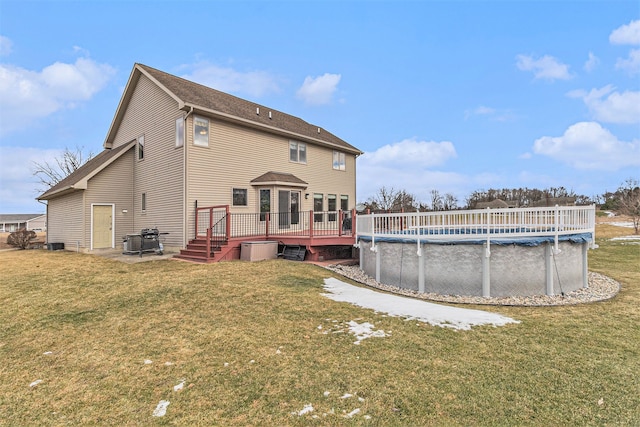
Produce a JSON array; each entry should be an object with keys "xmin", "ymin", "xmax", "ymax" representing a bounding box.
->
[{"xmin": 175, "ymin": 206, "xmax": 357, "ymax": 263}]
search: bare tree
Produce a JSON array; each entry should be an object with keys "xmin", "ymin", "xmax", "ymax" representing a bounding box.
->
[
  {"xmin": 32, "ymin": 146, "xmax": 93, "ymax": 191},
  {"xmin": 442, "ymin": 193, "xmax": 458, "ymax": 210},
  {"xmin": 617, "ymin": 178, "xmax": 640, "ymax": 234},
  {"xmin": 363, "ymin": 187, "xmax": 419, "ymax": 212},
  {"xmin": 429, "ymin": 189, "xmax": 443, "ymax": 211}
]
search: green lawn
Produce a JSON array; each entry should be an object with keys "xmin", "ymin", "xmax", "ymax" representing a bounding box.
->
[{"xmin": 1, "ymin": 224, "xmax": 638, "ymax": 426}]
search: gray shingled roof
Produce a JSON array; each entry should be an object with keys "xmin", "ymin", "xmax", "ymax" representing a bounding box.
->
[
  {"xmin": 0, "ymin": 214, "xmax": 45, "ymax": 222},
  {"xmin": 138, "ymin": 64, "xmax": 361, "ymax": 154},
  {"xmin": 38, "ymin": 142, "xmax": 135, "ymax": 200},
  {"xmin": 250, "ymin": 171, "xmax": 308, "ymax": 186}
]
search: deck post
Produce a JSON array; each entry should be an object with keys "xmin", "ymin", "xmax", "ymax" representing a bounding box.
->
[
  {"xmin": 338, "ymin": 210, "xmax": 343, "ymax": 237},
  {"xmin": 351, "ymin": 208, "xmax": 356, "ymax": 234},
  {"xmin": 265, "ymin": 212, "xmax": 270, "ymax": 239},
  {"xmin": 309, "ymin": 210, "xmax": 314, "ymax": 238},
  {"xmin": 206, "ymin": 227, "xmax": 211, "ymax": 261},
  {"xmin": 225, "ymin": 205, "xmax": 231, "ymax": 241}
]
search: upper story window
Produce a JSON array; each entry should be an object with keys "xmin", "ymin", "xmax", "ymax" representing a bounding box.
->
[
  {"xmin": 232, "ymin": 188, "xmax": 248, "ymax": 206},
  {"xmin": 137, "ymin": 135, "xmax": 145, "ymax": 160},
  {"xmin": 175, "ymin": 117, "xmax": 184, "ymax": 147},
  {"xmin": 289, "ymin": 141, "xmax": 306, "ymax": 163},
  {"xmin": 333, "ymin": 151, "xmax": 346, "ymax": 171},
  {"xmin": 194, "ymin": 116, "xmax": 209, "ymax": 147}
]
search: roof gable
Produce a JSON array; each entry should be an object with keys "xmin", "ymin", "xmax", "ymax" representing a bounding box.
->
[
  {"xmin": 105, "ymin": 63, "xmax": 361, "ymax": 155},
  {"xmin": 38, "ymin": 141, "xmax": 135, "ymax": 200}
]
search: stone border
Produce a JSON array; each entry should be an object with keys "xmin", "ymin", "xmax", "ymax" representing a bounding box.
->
[{"xmin": 324, "ymin": 265, "xmax": 620, "ymax": 307}]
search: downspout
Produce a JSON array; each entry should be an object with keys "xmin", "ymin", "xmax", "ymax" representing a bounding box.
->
[
  {"xmin": 37, "ymin": 199, "xmax": 48, "ymax": 244},
  {"xmin": 183, "ymin": 107, "xmax": 194, "ymax": 248}
]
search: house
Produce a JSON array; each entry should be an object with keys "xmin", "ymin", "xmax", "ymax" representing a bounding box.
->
[
  {"xmin": 38, "ymin": 63, "xmax": 362, "ymax": 261},
  {"xmin": 0, "ymin": 214, "xmax": 46, "ymax": 232}
]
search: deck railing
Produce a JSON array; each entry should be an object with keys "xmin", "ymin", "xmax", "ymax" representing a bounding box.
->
[
  {"xmin": 195, "ymin": 207, "xmax": 356, "ymax": 251},
  {"xmin": 230, "ymin": 210, "xmax": 355, "ymax": 239},
  {"xmin": 356, "ymin": 205, "xmax": 596, "ymax": 253}
]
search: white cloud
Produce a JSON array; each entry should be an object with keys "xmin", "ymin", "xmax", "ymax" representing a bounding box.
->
[
  {"xmin": 296, "ymin": 73, "xmax": 341, "ymax": 105},
  {"xmin": 0, "ymin": 57, "xmax": 115, "ymax": 136},
  {"xmin": 181, "ymin": 61, "xmax": 280, "ymax": 98},
  {"xmin": 0, "ymin": 35, "xmax": 12, "ymax": 56},
  {"xmin": 516, "ymin": 54, "xmax": 573, "ymax": 81},
  {"xmin": 0, "ymin": 146, "xmax": 63, "ymax": 212},
  {"xmin": 584, "ymin": 52, "xmax": 599, "ymax": 72},
  {"xmin": 356, "ymin": 138, "xmax": 466, "ymax": 202},
  {"xmin": 609, "ymin": 19, "xmax": 640, "ymax": 45},
  {"xmin": 569, "ymin": 85, "xmax": 640, "ymax": 124},
  {"xmin": 533, "ymin": 121, "xmax": 640, "ymax": 170},
  {"xmin": 361, "ymin": 138, "xmax": 457, "ymax": 167},
  {"xmin": 615, "ymin": 48, "xmax": 640, "ymax": 75}
]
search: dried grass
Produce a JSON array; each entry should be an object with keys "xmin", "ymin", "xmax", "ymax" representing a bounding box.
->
[{"xmin": 0, "ymin": 223, "xmax": 638, "ymax": 425}]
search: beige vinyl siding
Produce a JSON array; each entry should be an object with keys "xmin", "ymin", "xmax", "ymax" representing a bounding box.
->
[
  {"xmin": 47, "ymin": 191, "xmax": 85, "ymax": 249},
  {"xmin": 185, "ymin": 118, "xmax": 356, "ymax": 237},
  {"xmin": 109, "ymin": 75, "xmax": 185, "ymax": 247},
  {"xmin": 84, "ymin": 148, "xmax": 134, "ymax": 246},
  {"xmin": 26, "ymin": 215, "xmax": 47, "ymax": 231}
]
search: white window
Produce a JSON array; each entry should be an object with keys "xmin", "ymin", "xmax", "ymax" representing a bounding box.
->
[
  {"xmin": 328, "ymin": 194, "xmax": 337, "ymax": 221},
  {"xmin": 137, "ymin": 135, "xmax": 145, "ymax": 160},
  {"xmin": 313, "ymin": 193, "xmax": 323, "ymax": 222},
  {"xmin": 259, "ymin": 189, "xmax": 271, "ymax": 221},
  {"xmin": 176, "ymin": 117, "xmax": 184, "ymax": 147},
  {"xmin": 232, "ymin": 188, "xmax": 248, "ymax": 206},
  {"xmin": 141, "ymin": 193, "xmax": 146, "ymax": 212},
  {"xmin": 194, "ymin": 116, "xmax": 209, "ymax": 147},
  {"xmin": 289, "ymin": 141, "xmax": 307, "ymax": 163},
  {"xmin": 333, "ymin": 151, "xmax": 346, "ymax": 171}
]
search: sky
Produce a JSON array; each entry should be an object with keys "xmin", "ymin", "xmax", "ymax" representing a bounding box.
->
[{"xmin": 0, "ymin": 0, "xmax": 638, "ymax": 214}]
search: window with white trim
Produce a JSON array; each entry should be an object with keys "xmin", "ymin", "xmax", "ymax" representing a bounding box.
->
[
  {"xmin": 340, "ymin": 195, "xmax": 349, "ymax": 211},
  {"xmin": 141, "ymin": 193, "xmax": 147, "ymax": 212},
  {"xmin": 232, "ymin": 188, "xmax": 248, "ymax": 206},
  {"xmin": 328, "ymin": 194, "xmax": 337, "ymax": 221},
  {"xmin": 289, "ymin": 141, "xmax": 307, "ymax": 163},
  {"xmin": 260, "ymin": 189, "xmax": 271, "ymax": 221},
  {"xmin": 313, "ymin": 193, "xmax": 323, "ymax": 222},
  {"xmin": 137, "ymin": 135, "xmax": 145, "ymax": 160},
  {"xmin": 333, "ymin": 151, "xmax": 345, "ymax": 171},
  {"xmin": 176, "ymin": 117, "xmax": 184, "ymax": 147},
  {"xmin": 194, "ymin": 116, "xmax": 209, "ymax": 147}
]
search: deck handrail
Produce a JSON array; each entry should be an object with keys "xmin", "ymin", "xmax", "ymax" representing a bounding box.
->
[{"xmin": 356, "ymin": 205, "xmax": 596, "ymax": 254}]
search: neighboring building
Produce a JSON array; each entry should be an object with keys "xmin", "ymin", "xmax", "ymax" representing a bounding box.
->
[
  {"xmin": 0, "ymin": 214, "xmax": 46, "ymax": 232},
  {"xmin": 38, "ymin": 63, "xmax": 362, "ymax": 261}
]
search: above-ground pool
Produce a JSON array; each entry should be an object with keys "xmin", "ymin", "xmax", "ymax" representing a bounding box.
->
[{"xmin": 356, "ymin": 206, "xmax": 596, "ymax": 298}]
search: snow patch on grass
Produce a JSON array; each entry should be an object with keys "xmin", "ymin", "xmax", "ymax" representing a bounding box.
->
[
  {"xmin": 323, "ymin": 278, "xmax": 519, "ymax": 330},
  {"xmin": 152, "ymin": 400, "xmax": 169, "ymax": 417}
]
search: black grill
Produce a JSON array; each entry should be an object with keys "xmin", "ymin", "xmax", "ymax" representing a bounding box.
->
[
  {"xmin": 140, "ymin": 228, "xmax": 159, "ymax": 237},
  {"xmin": 123, "ymin": 228, "xmax": 167, "ymax": 257}
]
